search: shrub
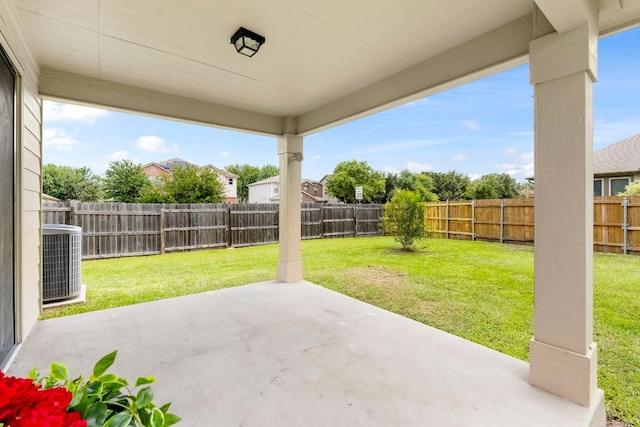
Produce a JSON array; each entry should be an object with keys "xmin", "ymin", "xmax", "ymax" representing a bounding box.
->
[
  {"xmin": 382, "ymin": 189, "xmax": 425, "ymax": 251},
  {"xmin": 621, "ymin": 181, "xmax": 640, "ymax": 196}
]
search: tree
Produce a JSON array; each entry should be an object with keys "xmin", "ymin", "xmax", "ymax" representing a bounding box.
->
[
  {"xmin": 396, "ymin": 170, "xmax": 438, "ymax": 202},
  {"xmin": 136, "ymin": 183, "xmax": 174, "ymax": 204},
  {"xmin": 372, "ymin": 172, "xmax": 398, "ymax": 204},
  {"xmin": 382, "ymin": 189, "xmax": 425, "ymax": 251},
  {"xmin": 43, "ymin": 164, "xmax": 103, "ymax": 201},
  {"xmin": 103, "ymin": 160, "xmax": 151, "ymax": 202},
  {"xmin": 226, "ymin": 164, "xmax": 279, "ymax": 202},
  {"xmin": 325, "ymin": 160, "xmax": 385, "ymax": 203},
  {"xmin": 162, "ymin": 164, "xmax": 225, "ymax": 203},
  {"xmin": 425, "ymin": 171, "xmax": 470, "ymax": 201},
  {"xmin": 466, "ymin": 173, "xmax": 519, "ymax": 200},
  {"xmin": 466, "ymin": 178, "xmax": 498, "ymax": 200},
  {"xmin": 516, "ymin": 182, "xmax": 534, "ymax": 198},
  {"xmin": 621, "ymin": 181, "xmax": 640, "ymax": 196}
]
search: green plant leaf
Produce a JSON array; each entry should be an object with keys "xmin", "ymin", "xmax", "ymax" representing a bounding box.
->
[
  {"xmin": 85, "ymin": 401, "xmax": 109, "ymax": 427},
  {"xmin": 68, "ymin": 387, "xmax": 88, "ymax": 414},
  {"xmin": 164, "ymin": 413, "xmax": 182, "ymax": 427},
  {"xmin": 150, "ymin": 407, "xmax": 164, "ymax": 427},
  {"xmin": 136, "ymin": 386, "xmax": 154, "ymax": 409},
  {"xmin": 135, "ymin": 376, "xmax": 156, "ymax": 387},
  {"xmin": 138, "ymin": 408, "xmax": 151, "ymax": 425},
  {"xmin": 158, "ymin": 403, "xmax": 171, "ymax": 414},
  {"xmin": 93, "ymin": 350, "xmax": 118, "ymax": 378},
  {"xmin": 49, "ymin": 362, "xmax": 68, "ymax": 381},
  {"xmin": 27, "ymin": 367, "xmax": 39, "ymax": 382},
  {"xmin": 104, "ymin": 412, "xmax": 133, "ymax": 427}
]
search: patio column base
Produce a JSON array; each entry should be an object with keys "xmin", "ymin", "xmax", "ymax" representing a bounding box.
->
[
  {"xmin": 529, "ymin": 339, "xmax": 603, "ymax": 412},
  {"xmin": 277, "ymin": 261, "xmax": 303, "ymax": 283}
]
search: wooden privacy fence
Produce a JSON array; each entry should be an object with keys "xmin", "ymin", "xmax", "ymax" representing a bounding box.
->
[
  {"xmin": 43, "ymin": 201, "xmax": 384, "ymax": 260},
  {"xmin": 424, "ymin": 196, "xmax": 640, "ymax": 255}
]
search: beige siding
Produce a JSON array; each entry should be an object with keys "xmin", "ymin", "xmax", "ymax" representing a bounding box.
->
[
  {"xmin": 23, "ymin": 125, "xmax": 39, "ymax": 157},
  {"xmin": 19, "ymin": 84, "xmax": 42, "ymax": 341},
  {"xmin": 0, "ymin": 1, "xmax": 42, "ymax": 342}
]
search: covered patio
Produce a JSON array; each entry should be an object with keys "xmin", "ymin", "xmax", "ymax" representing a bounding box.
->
[
  {"xmin": 9, "ymin": 280, "xmax": 602, "ymax": 426},
  {"xmin": 3, "ymin": 0, "xmax": 640, "ymax": 425}
]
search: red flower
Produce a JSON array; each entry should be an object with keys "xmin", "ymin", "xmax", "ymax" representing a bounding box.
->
[{"xmin": 0, "ymin": 371, "xmax": 87, "ymax": 427}]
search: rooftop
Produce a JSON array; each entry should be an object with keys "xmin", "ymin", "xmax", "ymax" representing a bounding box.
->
[{"xmin": 594, "ymin": 133, "xmax": 640, "ymax": 175}]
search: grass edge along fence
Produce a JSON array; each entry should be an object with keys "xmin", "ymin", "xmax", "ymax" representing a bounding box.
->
[
  {"xmin": 43, "ymin": 201, "xmax": 384, "ymax": 260},
  {"xmin": 424, "ymin": 196, "xmax": 640, "ymax": 256}
]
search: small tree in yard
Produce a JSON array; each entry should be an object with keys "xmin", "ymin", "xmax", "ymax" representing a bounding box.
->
[
  {"xmin": 621, "ymin": 181, "xmax": 640, "ymax": 196},
  {"xmin": 382, "ymin": 189, "xmax": 425, "ymax": 251}
]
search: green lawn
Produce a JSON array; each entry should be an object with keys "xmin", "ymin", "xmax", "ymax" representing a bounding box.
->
[{"xmin": 42, "ymin": 237, "xmax": 640, "ymax": 425}]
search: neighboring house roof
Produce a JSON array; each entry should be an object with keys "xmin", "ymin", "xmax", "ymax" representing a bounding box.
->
[
  {"xmin": 270, "ymin": 192, "xmax": 325, "ymax": 202},
  {"xmin": 203, "ymin": 164, "xmax": 238, "ymax": 178},
  {"xmin": 594, "ymin": 133, "xmax": 640, "ymax": 175},
  {"xmin": 249, "ymin": 176, "xmax": 321, "ymax": 186},
  {"xmin": 248, "ymin": 175, "xmax": 280, "ymax": 186},
  {"xmin": 157, "ymin": 158, "xmax": 198, "ymax": 171},
  {"xmin": 142, "ymin": 162, "xmax": 171, "ymax": 172}
]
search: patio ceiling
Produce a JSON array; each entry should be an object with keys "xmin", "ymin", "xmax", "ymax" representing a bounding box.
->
[{"xmin": 10, "ymin": 0, "xmax": 640, "ymax": 135}]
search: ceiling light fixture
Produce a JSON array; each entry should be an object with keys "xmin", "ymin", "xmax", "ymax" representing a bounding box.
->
[{"xmin": 231, "ymin": 27, "xmax": 266, "ymax": 57}]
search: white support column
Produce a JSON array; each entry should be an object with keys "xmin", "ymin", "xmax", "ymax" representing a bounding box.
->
[
  {"xmin": 529, "ymin": 23, "xmax": 605, "ymax": 419},
  {"xmin": 277, "ymin": 134, "xmax": 303, "ymax": 282}
]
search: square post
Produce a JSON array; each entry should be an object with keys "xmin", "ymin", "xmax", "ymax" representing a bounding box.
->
[
  {"xmin": 529, "ymin": 22, "xmax": 604, "ymax": 418},
  {"xmin": 277, "ymin": 134, "xmax": 303, "ymax": 282}
]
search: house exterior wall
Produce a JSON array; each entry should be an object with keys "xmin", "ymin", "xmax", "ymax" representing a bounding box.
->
[
  {"xmin": 217, "ymin": 174, "xmax": 237, "ymax": 203},
  {"xmin": 0, "ymin": 2, "xmax": 42, "ymax": 346},
  {"xmin": 594, "ymin": 173, "xmax": 640, "ymax": 196},
  {"xmin": 301, "ymin": 180, "xmax": 323, "ymax": 199},
  {"xmin": 142, "ymin": 164, "xmax": 170, "ymax": 180},
  {"xmin": 248, "ymin": 182, "xmax": 278, "ymax": 203}
]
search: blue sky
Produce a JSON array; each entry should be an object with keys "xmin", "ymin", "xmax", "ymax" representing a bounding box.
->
[{"xmin": 43, "ymin": 26, "xmax": 640, "ymax": 183}]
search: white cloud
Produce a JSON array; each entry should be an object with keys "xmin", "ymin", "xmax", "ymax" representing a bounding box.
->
[
  {"xmin": 468, "ymin": 173, "xmax": 482, "ymax": 181},
  {"xmin": 219, "ymin": 151, "xmax": 230, "ymax": 159},
  {"xmin": 454, "ymin": 154, "xmax": 469, "ymax": 161},
  {"xmin": 461, "ymin": 120, "xmax": 479, "ymax": 131},
  {"xmin": 406, "ymin": 162, "xmax": 433, "ymax": 173},
  {"xmin": 108, "ymin": 151, "xmax": 128, "ymax": 161},
  {"xmin": 494, "ymin": 163, "xmax": 517, "ymax": 170},
  {"xmin": 489, "ymin": 147, "xmax": 536, "ymax": 181},
  {"xmin": 43, "ymin": 127, "xmax": 79, "ymax": 151},
  {"xmin": 492, "ymin": 161, "xmax": 534, "ymax": 180},
  {"xmin": 44, "ymin": 101, "xmax": 108, "ymax": 125},
  {"xmin": 519, "ymin": 151, "xmax": 534, "ymax": 162},
  {"xmin": 135, "ymin": 135, "xmax": 179, "ymax": 153},
  {"xmin": 382, "ymin": 165, "xmax": 400, "ymax": 174}
]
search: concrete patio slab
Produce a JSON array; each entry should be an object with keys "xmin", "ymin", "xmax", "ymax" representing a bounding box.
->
[{"xmin": 9, "ymin": 280, "xmax": 604, "ymax": 426}]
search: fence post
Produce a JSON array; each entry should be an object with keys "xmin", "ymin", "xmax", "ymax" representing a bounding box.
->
[
  {"xmin": 500, "ymin": 200, "xmax": 505, "ymax": 244},
  {"xmin": 622, "ymin": 198, "xmax": 629, "ymax": 255},
  {"xmin": 160, "ymin": 209, "xmax": 166, "ymax": 254},
  {"xmin": 445, "ymin": 200, "xmax": 450, "ymax": 239},
  {"xmin": 319, "ymin": 205, "xmax": 324, "ymax": 238},
  {"xmin": 353, "ymin": 205, "xmax": 358, "ymax": 237},
  {"xmin": 471, "ymin": 200, "xmax": 476, "ymax": 241},
  {"xmin": 227, "ymin": 207, "xmax": 232, "ymax": 248},
  {"xmin": 68, "ymin": 205, "xmax": 75, "ymax": 226}
]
